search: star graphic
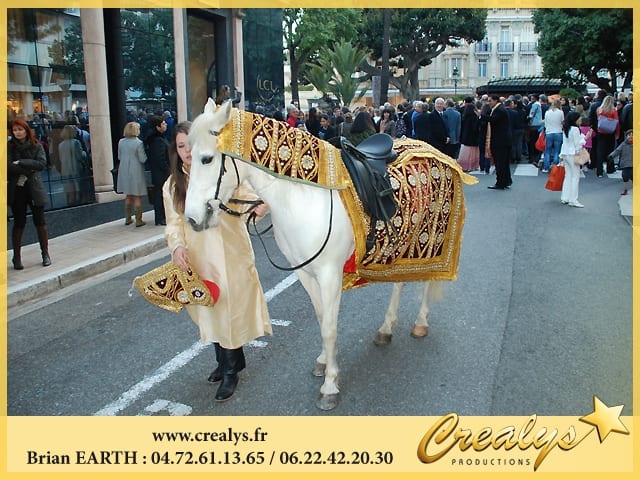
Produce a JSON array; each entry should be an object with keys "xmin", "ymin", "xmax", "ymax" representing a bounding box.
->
[{"xmin": 579, "ymin": 395, "xmax": 630, "ymax": 443}]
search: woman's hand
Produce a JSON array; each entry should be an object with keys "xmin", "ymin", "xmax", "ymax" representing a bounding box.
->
[
  {"xmin": 172, "ymin": 246, "xmax": 190, "ymax": 271},
  {"xmin": 252, "ymin": 202, "xmax": 269, "ymax": 218}
]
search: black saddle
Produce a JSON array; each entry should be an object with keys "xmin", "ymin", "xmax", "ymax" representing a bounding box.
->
[{"xmin": 339, "ymin": 134, "xmax": 398, "ymax": 250}]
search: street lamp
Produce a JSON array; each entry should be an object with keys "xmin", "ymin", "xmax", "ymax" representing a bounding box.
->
[{"xmin": 452, "ymin": 66, "xmax": 459, "ymax": 96}]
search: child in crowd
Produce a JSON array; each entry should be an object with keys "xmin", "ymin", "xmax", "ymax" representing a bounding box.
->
[{"xmin": 608, "ymin": 129, "xmax": 633, "ymax": 195}]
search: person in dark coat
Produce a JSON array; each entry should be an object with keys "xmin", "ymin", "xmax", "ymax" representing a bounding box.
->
[
  {"xmin": 7, "ymin": 119, "xmax": 51, "ymax": 269},
  {"xmin": 484, "ymin": 94, "xmax": 513, "ymax": 189},
  {"xmin": 305, "ymin": 107, "xmax": 321, "ymax": 137},
  {"xmin": 412, "ymin": 102, "xmax": 429, "ymax": 142},
  {"xmin": 317, "ymin": 113, "xmax": 337, "ymax": 141},
  {"xmin": 424, "ymin": 97, "xmax": 450, "ymax": 153},
  {"xmin": 145, "ymin": 116, "xmax": 170, "ymax": 225}
]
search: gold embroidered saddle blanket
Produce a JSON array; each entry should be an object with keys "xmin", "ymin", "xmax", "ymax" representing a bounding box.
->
[{"xmin": 217, "ymin": 110, "xmax": 478, "ymax": 289}]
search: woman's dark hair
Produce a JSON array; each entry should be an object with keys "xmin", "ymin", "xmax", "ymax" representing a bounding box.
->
[
  {"xmin": 10, "ymin": 119, "xmax": 38, "ymax": 144},
  {"xmin": 148, "ymin": 116, "xmax": 164, "ymax": 130},
  {"xmin": 563, "ymin": 111, "xmax": 581, "ymax": 137},
  {"xmin": 349, "ymin": 111, "xmax": 376, "ymax": 135},
  {"xmin": 168, "ymin": 121, "xmax": 192, "ymax": 214}
]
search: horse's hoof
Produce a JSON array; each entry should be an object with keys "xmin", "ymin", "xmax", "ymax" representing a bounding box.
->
[
  {"xmin": 316, "ymin": 393, "xmax": 339, "ymax": 410},
  {"xmin": 312, "ymin": 362, "xmax": 326, "ymax": 377},
  {"xmin": 373, "ymin": 331, "xmax": 392, "ymax": 346},
  {"xmin": 410, "ymin": 325, "xmax": 429, "ymax": 338}
]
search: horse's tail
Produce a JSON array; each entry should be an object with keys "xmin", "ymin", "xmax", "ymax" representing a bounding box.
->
[{"xmin": 426, "ymin": 281, "xmax": 445, "ymax": 304}]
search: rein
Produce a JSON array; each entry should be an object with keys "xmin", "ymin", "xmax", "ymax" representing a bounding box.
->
[
  {"xmin": 247, "ymin": 190, "xmax": 334, "ymax": 272},
  {"xmin": 208, "ymin": 131, "xmax": 334, "ymax": 271}
]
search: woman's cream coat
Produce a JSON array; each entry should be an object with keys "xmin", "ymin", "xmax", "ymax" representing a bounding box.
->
[{"xmin": 163, "ymin": 179, "xmax": 271, "ymax": 349}]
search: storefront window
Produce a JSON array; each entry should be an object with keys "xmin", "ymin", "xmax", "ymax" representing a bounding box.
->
[
  {"xmin": 242, "ymin": 9, "xmax": 285, "ymax": 117},
  {"xmin": 186, "ymin": 13, "xmax": 216, "ymax": 119},
  {"xmin": 7, "ymin": 8, "xmax": 94, "ymax": 211},
  {"xmin": 121, "ymin": 8, "xmax": 176, "ymax": 117}
]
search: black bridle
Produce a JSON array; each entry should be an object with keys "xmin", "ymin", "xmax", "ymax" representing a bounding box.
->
[{"xmin": 205, "ymin": 130, "xmax": 334, "ymax": 271}]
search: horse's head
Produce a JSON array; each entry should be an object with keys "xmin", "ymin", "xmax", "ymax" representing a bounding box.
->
[{"xmin": 184, "ymin": 99, "xmax": 235, "ymax": 231}]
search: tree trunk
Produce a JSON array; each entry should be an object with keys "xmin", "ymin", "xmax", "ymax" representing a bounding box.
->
[
  {"xmin": 407, "ymin": 66, "xmax": 421, "ymax": 101},
  {"xmin": 289, "ymin": 48, "xmax": 300, "ymax": 107},
  {"xmin": 379, "ymin": 10, "xmax": 391, "ymax": 105}
]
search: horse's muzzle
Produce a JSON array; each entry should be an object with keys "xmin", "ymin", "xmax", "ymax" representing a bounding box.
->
[
  {"xmin": 186, "ymin": 200, "xmax": 218, "ymax": 231},
  {"xmin": 187, "ymin": 216, "xmax": 205, "ymax": 232}
]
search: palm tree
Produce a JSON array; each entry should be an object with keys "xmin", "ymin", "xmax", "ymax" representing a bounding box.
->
[{"xmin": 309, "ymin": 41, "xmax": 370, "ymax": 108}]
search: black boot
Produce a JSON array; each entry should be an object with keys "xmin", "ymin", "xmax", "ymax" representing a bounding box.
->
[
  {"xmin": 11, "ymin": 226, "xmax": 24, "ymax": 270},
  {"xmin": 207, "ymin": 343, "xmax": 223, "ymax": 384},
  {"xmin": 214, "ymin": 346, "xmax": 246, "ymax": 402},
  {"xmin": 36, "ymin": 225, "xmax": 51, "ymax": 266}
]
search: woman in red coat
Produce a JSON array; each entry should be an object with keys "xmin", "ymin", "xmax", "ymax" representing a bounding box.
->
[{"xmin": 594, "ymin": 95, "xmax": 620, "ymax": 177}]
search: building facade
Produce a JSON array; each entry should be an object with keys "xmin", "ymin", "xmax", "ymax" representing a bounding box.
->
[
  {"xmin": 6, "ymin": 8, "xmax": 284, "ymax": 214},
  {"xmin": 420, "ymin": 8, "xmax": 542, "ymax": 97}
]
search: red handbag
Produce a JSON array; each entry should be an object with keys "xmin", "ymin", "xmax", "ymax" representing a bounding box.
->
[
  {"xmin": 545, "ymin": 164, "xmax": 565, "ymax": 191},
  {"xmin": 535, "ymin": 129, "xmax": 546, "ymax": 152}
]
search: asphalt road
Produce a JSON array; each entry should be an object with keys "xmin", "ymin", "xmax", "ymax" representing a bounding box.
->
[{"xmin": 7, "ymin": 167, "xmax": 633, "ymax": 417}]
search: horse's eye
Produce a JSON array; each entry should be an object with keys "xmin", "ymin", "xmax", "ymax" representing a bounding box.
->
[{"xmin": 201, "ymin": 155, "xmax": 213, "ymax": 165}]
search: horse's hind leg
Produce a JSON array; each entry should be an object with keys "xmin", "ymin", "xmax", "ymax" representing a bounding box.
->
[
  {"xmin": 411, "ymin": 282, "xmax": 435, "ymax": 338},
  {"xmin": 374, "ymin": 282, "xmax": 404, "ymax": 346}
]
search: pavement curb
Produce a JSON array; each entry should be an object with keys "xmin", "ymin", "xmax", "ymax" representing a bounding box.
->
[{"xmin": 7, "ymin": 235, "xmax": 166, "ymax": 309}]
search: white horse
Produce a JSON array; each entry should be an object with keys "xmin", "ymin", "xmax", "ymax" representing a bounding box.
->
[{"xmin": 185, "ymin": 100, "xmax": 463, "ymax": 410}]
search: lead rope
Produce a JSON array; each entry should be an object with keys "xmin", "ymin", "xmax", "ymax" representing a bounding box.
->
[
  {"xmin": 214, "ymin": 151, "xmax": 334, "ymax": 271},
  {"xmin": 247, "ymin": 190, "xmax": 334, "ymax": 271}
]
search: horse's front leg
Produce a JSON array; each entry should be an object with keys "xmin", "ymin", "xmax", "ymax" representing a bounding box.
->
[
  {"xmin": 296, "ymin": 269, "xmax": 326, "ymax": 377},
  {"xmin": 411, "ymin": 282, "xmax": 432, "ymax": 338},
  {"xmin": 374, "ymin": 282, "xmax": 404, "ymax": 346},
  {"xmin": 291, "ymin": 265, "xmax": 342, "ymax": 409}
]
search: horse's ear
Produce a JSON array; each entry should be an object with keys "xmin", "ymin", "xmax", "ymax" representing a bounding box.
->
[
  {"xmin": 219, "ymin": 99, "xmax": 233, "ymax": 122},
  {"xmin": 204, "ymin": 98, "xmax": 217, "ymax": 114}
]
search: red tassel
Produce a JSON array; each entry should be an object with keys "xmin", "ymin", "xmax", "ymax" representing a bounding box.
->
[
  {"xmin": 203, "ymin": 280, "xmax": 221, "ymax": 303},
  {"xmin": 343, "ymin": 251, "xmax": 357, "ymax": 273}
]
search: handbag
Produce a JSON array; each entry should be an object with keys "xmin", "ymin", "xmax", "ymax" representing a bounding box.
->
[
  {"xmin": 130, "ymin": 261, "xmax": 220, "ymax": 313},
  {"xmin": 597, "ymin": 115, "xmax": 618, "ymax": 134},
  {"xmin": 535, "ymin": 129, "xmax": 546, "ymax": 152},
  {"xmin": 111, "ymin": 165, "xmax": 123, "ymax": 194},
  {"xmin": 545, "ymin": 164, "xmax": 565, "ymax": 191},
  {"xmin": 574, "ymin": 148, "xmax": 590, "ymax": 166}
]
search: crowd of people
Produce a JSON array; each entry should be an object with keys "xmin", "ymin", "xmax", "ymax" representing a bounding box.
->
[{"xmin": 276, "ymin": 88, "xmax": 632, "ymax": 199}]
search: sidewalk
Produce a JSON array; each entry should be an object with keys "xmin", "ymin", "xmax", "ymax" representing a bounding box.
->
[{"xmin": 5, "ymin": 210, "xmax": 167, "ymax": 309}]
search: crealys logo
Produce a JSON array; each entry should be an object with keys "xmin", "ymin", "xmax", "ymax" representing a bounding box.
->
[{"xmin": 417, "ymin": 395, "xmax": 629, "ymax": 471}]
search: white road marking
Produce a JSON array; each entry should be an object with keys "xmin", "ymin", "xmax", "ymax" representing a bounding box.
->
[
  {"xmin": 139, "ymin": 399, "xmax": 192, "ymax": 416},
  {"xmin": 94, "ymin": 273, "xmax": 298, "ymax": 416},
  {"xmin": 247, "ymin": 340, "xmax": 269, "ymax": 348},
  {"xmin": 514, "ymin": 164, "xmax": 539, "ymax": 176},
  {"xmin": 264, "ymin": 273, "xmax": 298, "ymax": 301},
  {"xmin": 271, "ymin": 319, "xmax": 292, "ymax": 326}
]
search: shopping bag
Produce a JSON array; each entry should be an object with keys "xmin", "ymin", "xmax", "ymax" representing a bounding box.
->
[
  {"xmin": 574, "ymin": 148, "xmax": 590, "ymax": 166},
  {"xmin": 535, "ymin": 129, "xmax": 546, "ymax": 152},
  {"xmin": 545, "ymin": 164, "xmax": 565, "ymax": 191}
]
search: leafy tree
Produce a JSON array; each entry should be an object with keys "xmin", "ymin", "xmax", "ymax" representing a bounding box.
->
[
  {"xmin": 48, "ymin": 20, "xmax": 84, "ymax": 83},
  {"xmin": 120, "ymin": 9, "xmax": 175, "ymax": 97},
  {"xmin": 533, "ymin": 9, "xmax": 632, "ymax": 92},
  {"xmin": 358, "ymin": 9, "xmax": 487, "ymax": 101},
  {"xmin": 308, "ymin": 41, "xmax": 370, "ymax": 107},
  {"xmin": 283, "ymin": 8, "xmax": 361, "ymax": 106}
]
